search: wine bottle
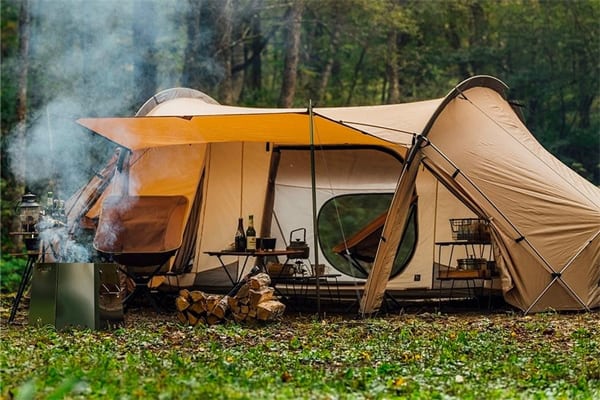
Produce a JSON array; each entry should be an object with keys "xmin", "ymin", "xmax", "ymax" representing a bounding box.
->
[
  {"xmin": 46, "ymin": 191, "xmax": 53, "ymax": 215},
  {"xmin": 234, "ymin": 217, "xmax": 246, "ymax": 252},
  {"xmin": 246, "ymin": 214, "xmax": 256, "ymax": 251}
]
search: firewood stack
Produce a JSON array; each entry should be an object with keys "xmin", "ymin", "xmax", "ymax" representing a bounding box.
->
[{"xmin": 175, "ymin": 273, "xmax": 286, "ymax": 325}]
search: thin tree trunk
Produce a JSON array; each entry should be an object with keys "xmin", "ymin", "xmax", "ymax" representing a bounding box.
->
[
  {"xmin": 385, "ymin": 30, "xmax": 400, "ymax": 104},
  {"xmin": 278, "ymin": 0, "xmax": 304, "ymax": 108},
  {"xmin": 133, "ymin": 0, "xmax": 157, "ymax": 109},
  {"xmin": 182, "ymin": 1, "xmax": 203, "ymax": 90},
  {"xmin": 230, "ymin": 0, "xmax": 246, "ymax": 102},
  {"xmin": 315, "ymin": 27, "xmax": 339, "ymax": 104},
  {"xmin": 249, "ymin": 0, "xmax": 263, "ymax": 94},
  {"xmin": 216, "ymin": 0, "xmax": 234, "ymax": 104},
  {"xmin": 345, "ymin": 45, "xmax": 366, "ymax": 106},
  {"xmin": 15, "ymin": 0, "xmax": 30, "ymax": 187}
]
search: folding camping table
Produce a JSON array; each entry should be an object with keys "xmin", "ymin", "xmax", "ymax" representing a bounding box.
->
[{"xmin": 205, "ymin": 249, "xmax": 305, "ymax": 285}]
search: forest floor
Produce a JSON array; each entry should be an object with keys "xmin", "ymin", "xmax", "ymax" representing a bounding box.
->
[{"xmin": 1, "ymin": 292, "xmax": 599, "ymax": 399}]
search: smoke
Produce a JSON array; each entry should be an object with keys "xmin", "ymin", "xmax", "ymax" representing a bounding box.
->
[
  {"xmin": 38, "ymin": 219, "xmax": 91, "ymax": 262},
  {"xmin": 7, "ymin": 0, "xmax": 188, "ymax": 195},
  {"xmin": 6, "ymin": 0, "xmax": 190, "ymax": 263}
]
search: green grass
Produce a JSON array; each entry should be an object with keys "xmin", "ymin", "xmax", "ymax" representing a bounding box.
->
[{"xmin": 1, "ymin": 309, "xmax": 599, "ymax": 399}]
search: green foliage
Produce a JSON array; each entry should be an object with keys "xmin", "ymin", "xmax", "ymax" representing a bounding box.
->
[
  {"xmin": 1, "ymin": 177, "xmax": 24, "ymax": 256},
  {"xmin": 0, "ymin": 254, "xmax": 26, "ymax": 293},
  {"xmin": 0, "ymin": 0, "xmax": 598, "ymax": 251},
  {"xmin": 0, "ymin": 312, "xmax": 598, "ymax": 399}
]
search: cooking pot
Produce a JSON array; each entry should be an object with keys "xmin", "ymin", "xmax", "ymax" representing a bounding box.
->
[{"xmin": 287, "ymin": 228, "xmax": 310, "ymax": 259}]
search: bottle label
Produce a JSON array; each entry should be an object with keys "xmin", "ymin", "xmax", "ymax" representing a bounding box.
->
[{"xmin": 247, "ymin": 236, "xmax": 256, "ymax": 251}]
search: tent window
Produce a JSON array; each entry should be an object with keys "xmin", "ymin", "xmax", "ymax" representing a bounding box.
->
[{"xmin": 318, "ymin": 193, "xmax": 418, "ymax": 279}]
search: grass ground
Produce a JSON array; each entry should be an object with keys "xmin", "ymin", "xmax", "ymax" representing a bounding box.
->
[{"xmin": 1, "ymin": 294, "xmax": 599, "ymax": 399}]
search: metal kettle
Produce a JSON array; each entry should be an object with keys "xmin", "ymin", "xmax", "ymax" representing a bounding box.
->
[{"xmin": 287, "ymin": 228, "xmax": 310, "ymax": 258}]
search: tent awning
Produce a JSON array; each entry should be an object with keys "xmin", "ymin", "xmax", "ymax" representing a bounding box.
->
[{"xmin": 76, "ymin": 99, "xmax": 443, "ymax": 150}]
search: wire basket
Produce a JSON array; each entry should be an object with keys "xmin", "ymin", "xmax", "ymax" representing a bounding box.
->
[{"xmin": 450, "ymin": 218, "xmax": 491, "ymax": 242}]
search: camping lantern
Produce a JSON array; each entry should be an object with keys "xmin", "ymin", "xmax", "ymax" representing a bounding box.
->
[
  {"xmin": 18, "ymin": 192, "xmax": 41, "ymax": 252},
  {"xmin": 19, "ymin": 193, "xmax": 41, "ymax": 232}
]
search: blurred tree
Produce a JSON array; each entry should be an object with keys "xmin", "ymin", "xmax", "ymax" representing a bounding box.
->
[
  {"xmin": 14, "ymin": 0, "xmax": 29, "ymax": 189},
  {"xmin": 278, "ymin": 0, "xmax": 304, "ymax": 107},
  {"xmin": 132, "ymin": 0, "xmax": 158, "ymax": 110},
  {"xmin": 216, "ymin": 0, "xmax": 234, "ymax": 104}
]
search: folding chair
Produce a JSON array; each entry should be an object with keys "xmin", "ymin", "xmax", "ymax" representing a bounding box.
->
[{"xmin": 94, "ymin": 195, "xmax": 188, "ymax": 311}]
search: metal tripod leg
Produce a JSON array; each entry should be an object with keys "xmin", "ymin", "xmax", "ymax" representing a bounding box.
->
[{"xmin": 9, "ymin": 256, "xmax": 37, "ymax": 323}]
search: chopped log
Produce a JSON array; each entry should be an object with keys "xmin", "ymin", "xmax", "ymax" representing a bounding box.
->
[
  {"xmin": 206, "ymin": 295, "xmax": 222, "ymax": 312},
  {"xmin": 176, "ymin": 311, "xmax": 187, "ymax": 324},
  {"xmin": 211, "ymin": 296, "xmax": 229, "ymax": 319},
  {"xmin": 179, "ymin": 288, "xmax": 191, "ymax": 301},
  {"xmin": 240, "ymin": 304, "xmax": 250, "ymax": 315},
  {"xmin": 174, "ymin": 272, "xmax": 283, "ymax": 326},
  {"xmin": 190, "ymin": 290, "xmax": 206, "ymax": 303},
  {"xmin": 227, "ymin": 296, "xmax": 238, "ymax": 309},
  {"xmin": 235, "ymin": 283, "xmax": 250, "ymax": 300},
  {"xmin": 256, "ymin": 300, "xmax": 286, "ymax": 321},
  {"xmin": 249, "ymin": 273, "xmax": 271, "ymax": 290},
  {"xmin": 249, "ymin": 287, "xmax": 274, "ymax": 308},
  {"xmin": 175, "ymin": 296, "xmax": 191, "ymax": 312},
  {"xmin": 188, "ymin": 300, "xmax": 206, "ymax": 315},
  {"xmin": 232, "ymin": 314, "xmax": 245, "ymax": 323},
  {"xmin": 188, "ymin": 311, "xmax": 200, "ymax": 326}
]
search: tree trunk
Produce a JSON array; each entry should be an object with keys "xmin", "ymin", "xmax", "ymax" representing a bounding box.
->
[
  {"xmin": 385, "ymin": 30, "xmax": 400, "ymax": 104},
  {"xmin": 182, "ymin": 1, "xmax": 202, "ymax": 89},
  {"xmin": 249, "ymin": 0, "xmax": 263, "ymax": 93},
  {"xmin": 278, "ymin": 0, "xmax": 304, "ymax": 108},
  {"xmin": 15, "ymin": 0, "xmax": 30, "ymax": 187},
  {"xmin": 345, "ymin": 45, "xmax": 366, "ymax": 106},
  {"xmin": 216, "ymin": 0, "xmax": 234, "ymax": 104},
  {"xmin": 230, "ymin": 3, "xmax": 246, "ymax": 102},
  {"xmin": 314, "ymin": 26, "xmax": 340, "ymax": 104},
  {"xmin": 133, "ymin": 0, "xmax": 158, "ymax": 109}
]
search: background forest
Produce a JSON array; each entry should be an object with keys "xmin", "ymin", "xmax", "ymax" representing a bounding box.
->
[{"xmin": 1, "ymin": 0, "xmax": 599, "ymax": 260}]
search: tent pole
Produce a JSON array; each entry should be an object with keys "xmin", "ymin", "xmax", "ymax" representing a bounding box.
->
[
  {"xmin": 526, "ymin": 230, "xmax": 599, "ymax": 313},
  {"xmin": 426, "ymin": 141, "xmax": 591, "ymax": 312},
  {"xmin": 459, "ymin": 91, "xmax": 599, "ymax": 209},
  {"xmin": 559, "ymin": 229, "xmax": 600, "ymax": 274},
  {"xmin": 309, "ymin": 100, "xmax": 322, "ymax": 319},
  {"xmin": 240, "ymin": 143, "xmax": 244, "ymax": 217},
  {"xmin": 426, "ymin": 141, "xmax": 557, "ymax": 275}
]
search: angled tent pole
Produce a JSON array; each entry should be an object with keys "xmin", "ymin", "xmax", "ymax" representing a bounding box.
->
[
  {"xmin": 309, "ymin": 100, "xmax": 322, "ymax": 318},
  {"xmin": 526, "ymin": 275, "xmax": 590, "ymax": 314},
  {"xmin": 525, "ymin": 230, "xmax": 599, "ymax": 313},
  {"xmin": 359, "ymin": 134, "xmax": 425, "ymax": 315},
  {"xmin": 559, "ymin": 229, "xmax": 600, "ymax": 274},
  {"xmin": 426, "ymin": 140, "xmax": 589, "ymax": 312},
  {"xmin": 426, "ymin": 141, "xmax": 557, "ymax": 274},
  {"xmin": 457, "ymin": 90, "xmax": 599, "ymax": 209}
]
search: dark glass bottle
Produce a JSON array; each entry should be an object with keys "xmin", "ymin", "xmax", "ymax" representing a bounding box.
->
[
  {"xmin": 246, "ymin": 214, "xmax": 256, "ymax": 251},
  {"xmin": 234, "ymin": 217, "xmax": 246, "ymax": 252}
]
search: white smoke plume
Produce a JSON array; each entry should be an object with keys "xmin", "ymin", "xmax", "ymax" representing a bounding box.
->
[
  {"xmin": 7, "ymin": 0, "xmax": 189, "ymax": 262},
  {"xmin": 37, "ymin": 219, "xmax": 90, "ymax": 262}
]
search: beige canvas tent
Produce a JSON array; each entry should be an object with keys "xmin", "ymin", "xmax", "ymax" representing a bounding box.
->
[{"xmin": 68, "ymin": 75, "xmax": 600, "ymax": 314}]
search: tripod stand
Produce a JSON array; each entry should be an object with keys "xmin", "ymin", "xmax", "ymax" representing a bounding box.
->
[{"xmin": 9, "ymin": 251, "xmax": 40, "ymax": 324}]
